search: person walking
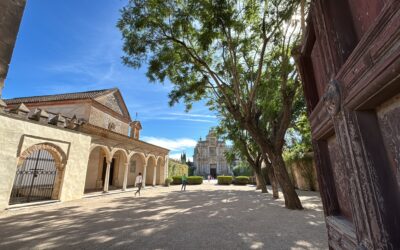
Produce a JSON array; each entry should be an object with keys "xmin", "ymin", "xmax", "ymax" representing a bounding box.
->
[
  {"xmin": 135, "ymin": 172, "xmax": 143, "ymax": 196},
  {"xmin": 181, "ymin": 174, "xmax": 187, "ymax": 191}
]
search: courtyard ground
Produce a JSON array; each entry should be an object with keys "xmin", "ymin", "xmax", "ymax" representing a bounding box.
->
[{"xmin": 0, "ymin": 182, "xmax": 328, "ymax": 250}]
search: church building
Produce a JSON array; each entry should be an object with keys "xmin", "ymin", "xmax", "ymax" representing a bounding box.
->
[
  {"xmin": 0, "ymin": 88, "xmax": 169, "ymax": 210},
  {"xmin": 193, "ymin": 129, "xmax": 232, "ymax": 178}
]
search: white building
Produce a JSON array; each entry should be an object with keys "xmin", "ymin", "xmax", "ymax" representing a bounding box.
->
[{"xmin": 193, "ymin": 129, "xmax": 232, "ymax": 178}]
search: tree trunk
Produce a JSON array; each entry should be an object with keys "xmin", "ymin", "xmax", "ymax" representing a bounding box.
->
[
  {"xmin": 255, "ymin": 169, "xmax": 268, "ymax": 193},
  {"xmin": 271, "ymin": 153, "xmax": 303, "ymax": 209},
  {"xmin": 261, "ymin": 166, "xmax": 270, "ymax": 184},
  {"xmin": 265, "ymin": 161, "xmax": 279, "ymax": 199},
  {"xmin": 244, "ymin": 123, "xmax": 302, "ymax": 209},
  {"xmin": 255, "ymin": 174, "xmax": 261, "ymax": 190},
  {"xmin": 300, "ymin": 0, "xmax": 306, "ymax": 39}
]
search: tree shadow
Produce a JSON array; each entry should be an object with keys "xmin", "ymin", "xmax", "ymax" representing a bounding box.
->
[{"xmin": 0, "ymin": 188, "xmax": 328, "ymax": 249}]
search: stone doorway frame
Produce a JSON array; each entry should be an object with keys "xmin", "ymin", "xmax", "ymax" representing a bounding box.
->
[{"xmin": 15, "ymin": 143, "xmax": 67, "ymax": 201}]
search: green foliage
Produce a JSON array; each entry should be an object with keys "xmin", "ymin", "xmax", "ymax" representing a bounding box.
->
[
  {"xmin": 283, "ymin": 108, "xmax": 317, "ymax": 191},
  {"xmin": 284, "ymin": 112, "xmax": 312, "ymax": 164},
  {"xmin": 234, "ymin": 176, "xmax": 250, "ymax": 185},
  {"xmin": 180, "ymin": 153, "xmax": 187, "ymax": 164},
  {"xmin": 118, "ymin": 0, "xmax": 304, "ymax": 208},
  {"xmin": 165, "ymin": 177, "xmax": 173, "ymax": 186},
  {"xmin": 187, "ymin": 176, "xmax": 203, "ymax": 185},
  {"xmin": 118, "ymin": 0, "xmax": 301, "ymax": 114},
  {"xmin": 232, "ymin": 161, "xmax": 253, "ymax": 176},
  {"xmin": 217, "ymin": 176, "xmax": 233, "ymax": 185},
  {"xmin": 172, "ymin": 176, "xmax": 182, "ymax": 185},
  {"xmin": 168, "ymin": 159, "xmax": 188, "ymax": 178},
  {"xmin": 187, "ymin": 160, "xmax": 196, "ymax": 176}
]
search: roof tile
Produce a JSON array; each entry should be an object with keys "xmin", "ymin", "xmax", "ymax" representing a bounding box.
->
[{"xmin": 4, "ymin": 88, "xmax": 117, "ymax": 104}]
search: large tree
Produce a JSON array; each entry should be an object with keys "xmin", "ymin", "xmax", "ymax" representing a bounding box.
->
[
  {"xmin": 217, "ymin": 118, "xmax": 279, "ymax": 197},
  {"xmin": 118, "ymin": 0, "xmax": 303, "ymax": 209},
  {"xmin": 217, "ymin": 117, "xmax": 269, "ymax": 193}
]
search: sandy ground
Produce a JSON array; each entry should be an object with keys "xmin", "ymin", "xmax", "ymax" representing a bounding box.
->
[{"xmin": 0, "ymin": 182, "xmax": 328, "ymax": 250}]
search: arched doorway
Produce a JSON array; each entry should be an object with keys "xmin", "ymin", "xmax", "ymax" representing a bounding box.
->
[
  {"xmin": 84, "ymin": 145, "xmax": 110, "ymax": 193},
  {"xmin": 10, "ymin": 144, "xmax": 66, "ymax": 205},
  {"xmin": 110, "ymin": 149, "xmax": 128, "ymax": 190},
  {"xmin": 146, "ymin": 156, "xmax": 156, "ymax": 186},
  {"xmin": 156, "ymin": 157, "xmax": 164, "ymax": 185},
  {"xmin": 128, "ymin": 153, "xmax": 146, "ymax": 188}
]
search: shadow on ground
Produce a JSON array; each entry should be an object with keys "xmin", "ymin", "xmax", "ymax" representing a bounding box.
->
[{"xmin": 0, "ymin": 187, "xmax": 328, "ymax": 250}]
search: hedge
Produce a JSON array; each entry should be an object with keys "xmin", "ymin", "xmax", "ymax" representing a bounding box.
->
[
  {"xmin": 172, "ymin": 176, "xmax": 182, "ymax": 185},
  {"xmin": 217, "ymin": 176, "xmax": 233, "ymax": 185},
  {"xmin": 187, "ymin": 176, "xmax": 203, "ymax": 185},
  {"xmin": 234, "ymin": 176, "xmax": 250, "ymax": 185}
]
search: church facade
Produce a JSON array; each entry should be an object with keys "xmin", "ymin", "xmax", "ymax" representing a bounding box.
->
[
  {"xmin": 0, "ymin": 88, "xmax": 169, "ymax": 211},
  {"xmin": 193, "ymin": 129, "xmax": 232, "ymax": 178}
]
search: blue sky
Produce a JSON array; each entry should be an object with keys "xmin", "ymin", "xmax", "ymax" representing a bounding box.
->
[{"xmin": 4, "ymin": 0, "xmax": 219, "ymax": 161}]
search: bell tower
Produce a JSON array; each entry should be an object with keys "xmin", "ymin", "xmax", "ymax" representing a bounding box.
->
[{"xmin": 130, "ymin": 121, "xmax": 142, "ymax": 140}]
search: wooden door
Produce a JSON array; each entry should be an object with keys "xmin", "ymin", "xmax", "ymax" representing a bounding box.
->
[{"xmin": 295, "ymin": 0, "xmax": 400, "ymax": 249}]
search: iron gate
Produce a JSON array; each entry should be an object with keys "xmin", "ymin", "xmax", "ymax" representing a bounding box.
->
[{"xmin": 9, "ymin": 149, "xmax": 58, "ymax": 205}]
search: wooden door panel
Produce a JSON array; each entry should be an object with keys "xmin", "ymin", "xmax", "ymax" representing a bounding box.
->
[
  {"xmin": 376, "ymin": 93, "xmax": 400, "ymax": 188},
  {"xmin": 327, "ymin": 136, "xmax": 353, "ymax": 222}
]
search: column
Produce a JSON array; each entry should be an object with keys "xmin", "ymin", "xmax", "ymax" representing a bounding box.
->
[
  {"xmin": 152, "ymin": 165, "xmax": 157, "ymax": 186},
  {"xmin": 122, "ymin": 162, "xmax": 129, "ymax": 191},
  {"xmin": 164, "ymin": 156, "xmax": 169, "ymax": 181},
  {"xmin": 142, "ymin": 163, "xmax": 147, "ymax": 188},
  {"xmin": 103, "ymin": 161, "xmax": 111, "ymax": 192}
]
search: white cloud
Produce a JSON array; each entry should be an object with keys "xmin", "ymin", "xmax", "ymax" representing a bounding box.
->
[{"xmin": 142, "ymin": 136, "xmax": 197, "ymax": 151}]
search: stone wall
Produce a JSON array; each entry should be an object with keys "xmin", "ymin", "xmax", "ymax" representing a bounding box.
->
[
  {"xmin": 30, "ymin": 102, "xmax": 91, "ymax": 122},
  {"xmin": 89, "ymin": 106, "xmax": 129, "ymax": 135},
  {"xmin": 0, "ymin": 114, "xmax": 91, "ymax": 211},
  {"xmin": 85, "ymin": 147, "xmax": 102, "ymax": 191},
  {"xmin": 95, "ymin": 92, "xmax": 124, "ymax": 115},
  {"xmin": 288, "ymin": 160, "xmax": 319, "ymax": 191}
]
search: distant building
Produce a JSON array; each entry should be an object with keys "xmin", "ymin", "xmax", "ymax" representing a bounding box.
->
[{"xmin": 193, "ymin": 129, "xmax": 232, "ymax": 178}]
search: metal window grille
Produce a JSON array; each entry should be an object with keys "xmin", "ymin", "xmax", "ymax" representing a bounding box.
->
[{"xmin": 9, "ymin": 149, "xmax": 58, "ymax": 205}]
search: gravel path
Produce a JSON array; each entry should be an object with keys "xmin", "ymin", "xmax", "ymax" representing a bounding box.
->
[{"xmin": 0, "ymin": 183, "xmax": 328, "ymax": 250}]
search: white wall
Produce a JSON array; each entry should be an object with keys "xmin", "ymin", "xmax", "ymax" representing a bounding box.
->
[{"xmin": 0, "ymin": 114, "xmax": 91, "ymax": 211}]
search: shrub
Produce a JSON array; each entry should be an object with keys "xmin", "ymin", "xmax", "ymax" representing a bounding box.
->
[
  {"xmin": 234, "ymin": 176, "xmax": 250, "ymax": 185},
  {"xmin": 172, "ymin": 176, "xmax": 182, "ymax": 185},
  {"xmin": 217, "ymin": 176, "xmax": 233, "ymax": 185},
  {"xmin": 165, "ymin": 177, "xmax": 173, "ymax": 186},
  {"xmin": 248, "ymin": 176, "xmax": 256, "ymax": 185},
  {"xmin": 187, "ymin": 176, "xmax": 203, "ymax": 185}
]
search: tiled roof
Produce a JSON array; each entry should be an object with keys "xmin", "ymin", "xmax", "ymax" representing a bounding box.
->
[{"xmin": 4, "ymin": 88, "xmax": 117, "ymax": 105}]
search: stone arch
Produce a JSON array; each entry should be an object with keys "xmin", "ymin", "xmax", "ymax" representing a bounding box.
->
[
  {"xmin": 84, "ymin": 144, "xmax": 112, "ymax": 192},
  {"xmin": 146, "ymin": 154, "xmax": 156, "ymax": 163},
  {"xmin": 89, "ymin": 144, "xmax": 111, "ymax": 163},
  {"xmin": 111, "ymin": 148, "xmax": 128, "ymax": 161},
  {"xmin": 14, "ymin": 143, "xmax": 68, "ymax": 202},
  {"xmin": 146, "ymin": 155, "xmax": 157, "ymax": 185},
  {"xmin": 127, "ymin": 152, "xmax": 147, "ymax": 187},
  {"xmin": 18, "ymin": 142, "xmax": 67, "ymax": 170},
  {"xmin": 110, "ymin": 148, "xmax": 128, "ymax": 188}
]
